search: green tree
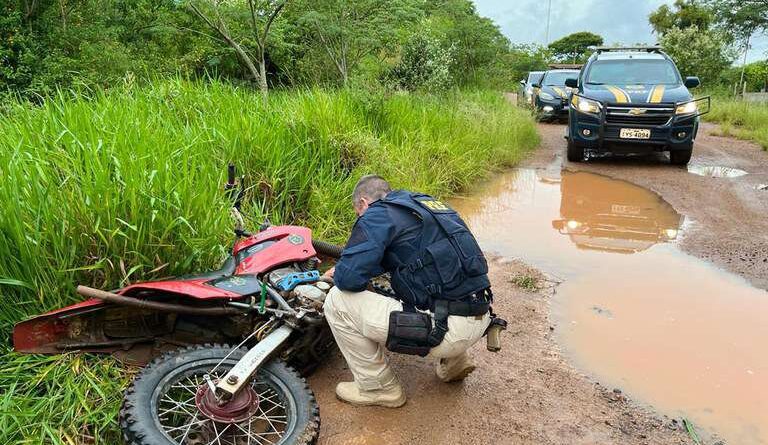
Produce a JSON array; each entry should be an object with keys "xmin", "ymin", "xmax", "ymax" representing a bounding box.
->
[
  {"xmin": 708, "ymin": 0, "xmax": 768, "ymax": 89},
  {"xmin": 187, "ymin": 0, "xmax": 286, "ymax": 99},
  {"xmin": 423, "ymin": 0, "xmax": 510, "ymax": 85},
  {"xmin": 660, "ymin": 26, "xmax": 734, "ymax": 85},
  {"xmin": 649, "ymin": 0, "xmax": 713, "ymax": 36},
  {"xmin": 387, "ymin": 32, "xmax": 455, "ymax": 92},
  {"xmin": 295, "ymin": 0, "xmax": 420, "ymax": 86},
  {"xmin": 507, "ymin": 44, "xmax": 550, "ymax": 83},
  {"xmin": 708, "ymin": 0, "xmax": 768, "ymax": 42},
  {"xmin": 548, "ymin": 32, "xmax": 603, "ymax": 63}
]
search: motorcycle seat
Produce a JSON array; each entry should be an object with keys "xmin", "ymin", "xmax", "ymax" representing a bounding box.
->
[{"xmin": 178, "ymin": 256, "xmax": 236, "ymax": 281}]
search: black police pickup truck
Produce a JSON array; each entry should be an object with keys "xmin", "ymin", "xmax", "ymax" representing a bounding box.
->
[
  {"xmin": 564, "ymin": 47, "xmax": 709, "ymax": 165},
  {"xmin": 533, "ymin": 69, "xmax": 581, "ymax": 121}
]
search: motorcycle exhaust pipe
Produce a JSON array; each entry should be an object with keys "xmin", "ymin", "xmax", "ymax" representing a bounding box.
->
[{"xmin": 76, "ymin": 286, "xmax": 243, "ymax": 316}]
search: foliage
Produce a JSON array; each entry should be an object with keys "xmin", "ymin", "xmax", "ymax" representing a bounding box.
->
[
  {"xmin": 294, "ymin": 0, "xmax": 421, "ymax": 86},
  {"xmin": 506, "ymin": 44, "xmax": 550, "ymax": 83},
  {"xmin": 386, "ymin": 33, "xmax": 455, "ymax": 92},
  {"xmin": 548, "ymin": 32, "xmax": 604, "ymax": 64},
  {"xmin": 0, "ymin": 81, "xmax": 538, "ymax": 443},
  {"xmin": 707, "ymin": 0, "xmax": 768, "ymax": 42},
  {"xmin": 720, "ymin": 61, "xmax": 768, "ymax": 92},
  {"xmin": 1, "ymin": 0, "xmax": 515, "ymax": 95},
  {"xmin": 705, "ymin": 99, "xmax": 768, "ymax": 150},
  {"xmin": 422, "ymin": 0, "xmax": 511, "ymax": 86},
  {"xmin": 649, "ymin": 0, "xmax": 713, "ymax": 36},
  {"xmin": 186, "ymin": 0, "xmax": 287, "ymax": 98},
  {"xmin": 660, "ymin": 26, "xmax": 735, "ymax": 86}
]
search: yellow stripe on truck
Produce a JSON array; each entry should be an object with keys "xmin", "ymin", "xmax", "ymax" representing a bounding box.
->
[
  {"xmin": 649, "ymin": 85, "xmax": 665, "ymax": 103},
  {"xmin": 552, "ymin": 87, "xmax": 566, "ymax": 98},
  {"xmin": 606, "ymin": 86, "xmax": 629, "ymax": 103}
]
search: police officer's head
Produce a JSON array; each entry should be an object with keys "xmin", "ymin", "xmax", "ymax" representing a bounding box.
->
[{"xmin": 352, "ymin": 175, "xmax": 391, "ymax": 216}]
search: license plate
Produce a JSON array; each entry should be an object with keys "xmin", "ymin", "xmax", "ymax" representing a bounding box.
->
[
  {"xmin": 611, "ymin": 204, "xmax": 641, "ymax": 215},
  {"xmin": 619, "ymin": 128, "xmax": 651, "ymax": 139}
]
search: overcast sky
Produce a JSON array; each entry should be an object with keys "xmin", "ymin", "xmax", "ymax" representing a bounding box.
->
[{"xmin": 472, "ymin": 0, "xmax": 767, "ymax": 64}]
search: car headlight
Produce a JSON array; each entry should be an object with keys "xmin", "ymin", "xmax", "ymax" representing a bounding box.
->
[
  {"xmin": 664, "ymin": 228, "xmax": 678, "ymax": 239},
  {"xmin": 539, "ymin": 92, "xmax": 555, "ymax": 101},
  {"xmin": 571, "ymin": 95, "xmax": 601, "ymax": 114},
  {"xmin": 675, "ymin": 101, "xmax": 698, "ymax": 115},
  {"xmin": 566, "ymin": 220, "xmax": 582, "ymax": 230}
]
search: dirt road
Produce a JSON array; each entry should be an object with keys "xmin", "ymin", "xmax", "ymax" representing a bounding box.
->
[
  {"xmin": 306, "ymin": 120, "xmax": 768, "ymax": 445},
  {"xmin": 310, "ymin": 257, "xmax": 692, "ymax": 445}
]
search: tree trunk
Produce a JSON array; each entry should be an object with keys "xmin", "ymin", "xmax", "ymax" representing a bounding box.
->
[
  {"xmin": 739, "ymin": 34, "xmax": 751, "ymax": 95},
  {"xmin": 258, "ymin": 52, "xmax": 268, "ymax": 103}
]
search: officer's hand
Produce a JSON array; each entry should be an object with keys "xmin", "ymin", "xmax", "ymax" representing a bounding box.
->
[{"xmin": 322, "ymin": 266, "xmax": 335, "ymax": 278}]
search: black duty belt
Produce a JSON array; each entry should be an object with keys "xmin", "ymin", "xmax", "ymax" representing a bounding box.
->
[{"xmin": 427, "ymin": 289, "xmax": 492, "ymax": 347}]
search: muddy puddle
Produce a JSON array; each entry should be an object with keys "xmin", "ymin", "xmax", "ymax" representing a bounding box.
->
[
  {"xmin": 687, "ymin": 164, "xmax": 748, "ymax": 178},
  {"xmin": 451, "ymin": 168, "xmax": 768, "ymax": 445}
]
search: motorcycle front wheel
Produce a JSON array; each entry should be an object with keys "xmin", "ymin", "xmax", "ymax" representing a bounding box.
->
[{"xmin": 119, "ymin": 344, "xmax": 320, "ymax": 445}]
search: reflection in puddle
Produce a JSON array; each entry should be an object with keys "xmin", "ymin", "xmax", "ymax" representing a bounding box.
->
[
  {"xmin": 451, "ymin": 169, "xmax": 768, "ymax": 445},
  {"xmin": 552, "ymin": 172, "xmax": 683, "ymax": 253},
  {"xmin": 688, "ymin": 164, "xmax": 748, "ymax": 178}
]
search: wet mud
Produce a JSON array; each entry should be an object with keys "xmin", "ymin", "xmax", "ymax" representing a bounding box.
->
[
  {"xmin": 311, "ymin": 256, "xmax": 692, "ymax": 445},
  {"xmin": 451, "ymin": 168, "xmax": 768, "ymax": 445},
  {"xmin": 310, "ymin": 120, "xmax": 768, "ymax": 445}
]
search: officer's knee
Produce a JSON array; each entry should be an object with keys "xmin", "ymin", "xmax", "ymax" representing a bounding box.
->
[{"xmin": 323, "ymin": 286, "xmax": 343, "ymax": 316}]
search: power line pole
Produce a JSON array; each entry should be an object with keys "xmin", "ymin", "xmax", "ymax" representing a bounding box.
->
[{"xmin": 545, "ymin": 0, "xmax": 552, "ymax": 45}]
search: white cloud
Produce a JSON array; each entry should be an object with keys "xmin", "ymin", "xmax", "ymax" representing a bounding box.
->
[{"xmin": 472, "ymin": 0, "xmax": 767, "ymax": 63}]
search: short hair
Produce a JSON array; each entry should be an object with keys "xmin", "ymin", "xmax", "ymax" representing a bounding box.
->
[{"xmin": 352, "ymin": 175, "xmax": 391, "ymax": 206}]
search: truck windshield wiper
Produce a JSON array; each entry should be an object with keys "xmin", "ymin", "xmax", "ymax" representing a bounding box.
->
[{"xmin": 585, "ymin": 81, "xmax": 604, "ymax": 85}]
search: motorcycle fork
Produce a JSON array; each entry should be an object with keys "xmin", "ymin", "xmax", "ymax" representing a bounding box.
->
[{"xmin": 214, "ymin": 324, "xmax": 294, "ymax": 401}]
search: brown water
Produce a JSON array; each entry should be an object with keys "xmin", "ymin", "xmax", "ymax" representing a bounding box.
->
[{"xmin": 451, "ymin": 168, "xmax": 768, "ymax": 445}]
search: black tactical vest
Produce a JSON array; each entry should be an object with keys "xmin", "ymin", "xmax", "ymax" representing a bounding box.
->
[{"xmin": 381, "ymin": 191, "xmax": 490, "ymax": 310}]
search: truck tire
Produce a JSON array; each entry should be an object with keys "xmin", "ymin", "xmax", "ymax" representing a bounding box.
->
[
  {"xmin": 567, "ymin": 139, "xmax": 584, "ymax": 163},
  {"xmin": 670, "ymin": 148, "xmax": 693, "ymax": 166},
  {"xmin": 120, "ymin": 344, "xmax": 320, "ymax": 445}
]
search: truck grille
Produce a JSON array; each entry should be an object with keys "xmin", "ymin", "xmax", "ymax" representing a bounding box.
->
[{"xmin": 605, "ymin": 106, "xmax": 674, "ymax": 126}]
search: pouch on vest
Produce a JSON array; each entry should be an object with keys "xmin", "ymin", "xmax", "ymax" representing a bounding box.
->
[
  {"xmin": 385, "ymin": 310, "xmax": 432, "ymax": 357},
  {"xmin": 413, "ymin": 197, "xmax": 489, "ymax": 286}
]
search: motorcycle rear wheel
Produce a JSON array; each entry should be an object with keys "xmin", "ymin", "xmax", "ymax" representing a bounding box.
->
[{"xmin": 120, "ymin": 344, "xmax": 320, "ymax": 445}]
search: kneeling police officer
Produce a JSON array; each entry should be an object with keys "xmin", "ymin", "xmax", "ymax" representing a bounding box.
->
[{"xmin": 323, "ymin": 175, "xmax": 497, "ymax": 408}]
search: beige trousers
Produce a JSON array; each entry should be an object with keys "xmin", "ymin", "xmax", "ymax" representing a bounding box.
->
[{"xmin": 323, "ymin": 286, "xmax": 490, "ymax": 390}]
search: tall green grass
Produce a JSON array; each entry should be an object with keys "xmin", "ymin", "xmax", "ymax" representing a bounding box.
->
[
  {"xmin": 704, "ymin": 99, "xmax": 768, "ymax": 150},
  {"xmin": 0, "ymin": 80, "xmax": 537, "ymax": 443}
]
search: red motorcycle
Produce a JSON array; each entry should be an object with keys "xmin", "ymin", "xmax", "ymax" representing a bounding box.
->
[{"xmin": 13, "ymin": 165, "xmax": 348, "ymax": 445}]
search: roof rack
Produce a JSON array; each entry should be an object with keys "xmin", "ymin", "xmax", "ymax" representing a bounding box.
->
[
  {"xmin": 596, "ymin": 46, "xmax": 662, "ymax": 53},
  {"xmin": 548, "ymin": 63, "xmax": 582, "ymax": 69}
]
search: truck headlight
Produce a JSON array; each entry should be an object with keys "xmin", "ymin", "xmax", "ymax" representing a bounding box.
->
[
  {"xmin": 572, "ymin": 95, "xmax": 601, "ymax": 114},
  {"xmin": 675, "ymin": 101, "xmax": 698, "ymax": 115},
  {"xmin": 539, "ymin": 92, "xmax": 555, "ymax": 101}
]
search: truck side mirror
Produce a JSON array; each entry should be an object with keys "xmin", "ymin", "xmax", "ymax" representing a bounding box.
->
[
  {"xmin": 684, "ymin": 76, "xmax": 700, "ymax": 88},
  {"xmin": 565, "ymin": 78, "xmax": 578, "ymax": 88},
  {"xmin": 520, "ymin": 80, "xmax": 526, "ymax": 85},
  {"xmin": 531, "ymin": 83, "xmax": 541, "ymax": 89}
]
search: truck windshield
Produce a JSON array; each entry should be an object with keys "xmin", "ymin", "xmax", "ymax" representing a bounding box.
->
[
  {"xmin": 527, "ymin": 72, "xmax": 543, "ymax": 84},
  {"xmin": 586, "ymin": 59, "xmax": 680, "ymax": 85},
  {"xmin": 543, "ymin": 71, "xmax": 579, "ymax": 86}
]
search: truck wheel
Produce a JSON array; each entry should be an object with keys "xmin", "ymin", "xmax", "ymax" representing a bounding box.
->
[
  {"xmin": 120, "ymin": 344, "xmax": 320, "ymax": 445},
  {"xmin": 567, "ymin": 140, "xmax": 584, "ymax": 163},
  {"xmin": 670, "ymin": 148, "xmax": 693, "ymax": 166}
]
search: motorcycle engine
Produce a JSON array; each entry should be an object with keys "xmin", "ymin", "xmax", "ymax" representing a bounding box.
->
[{"xmin": 268, "ymin": 267, "xmax": 329, "ymax": 309}]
